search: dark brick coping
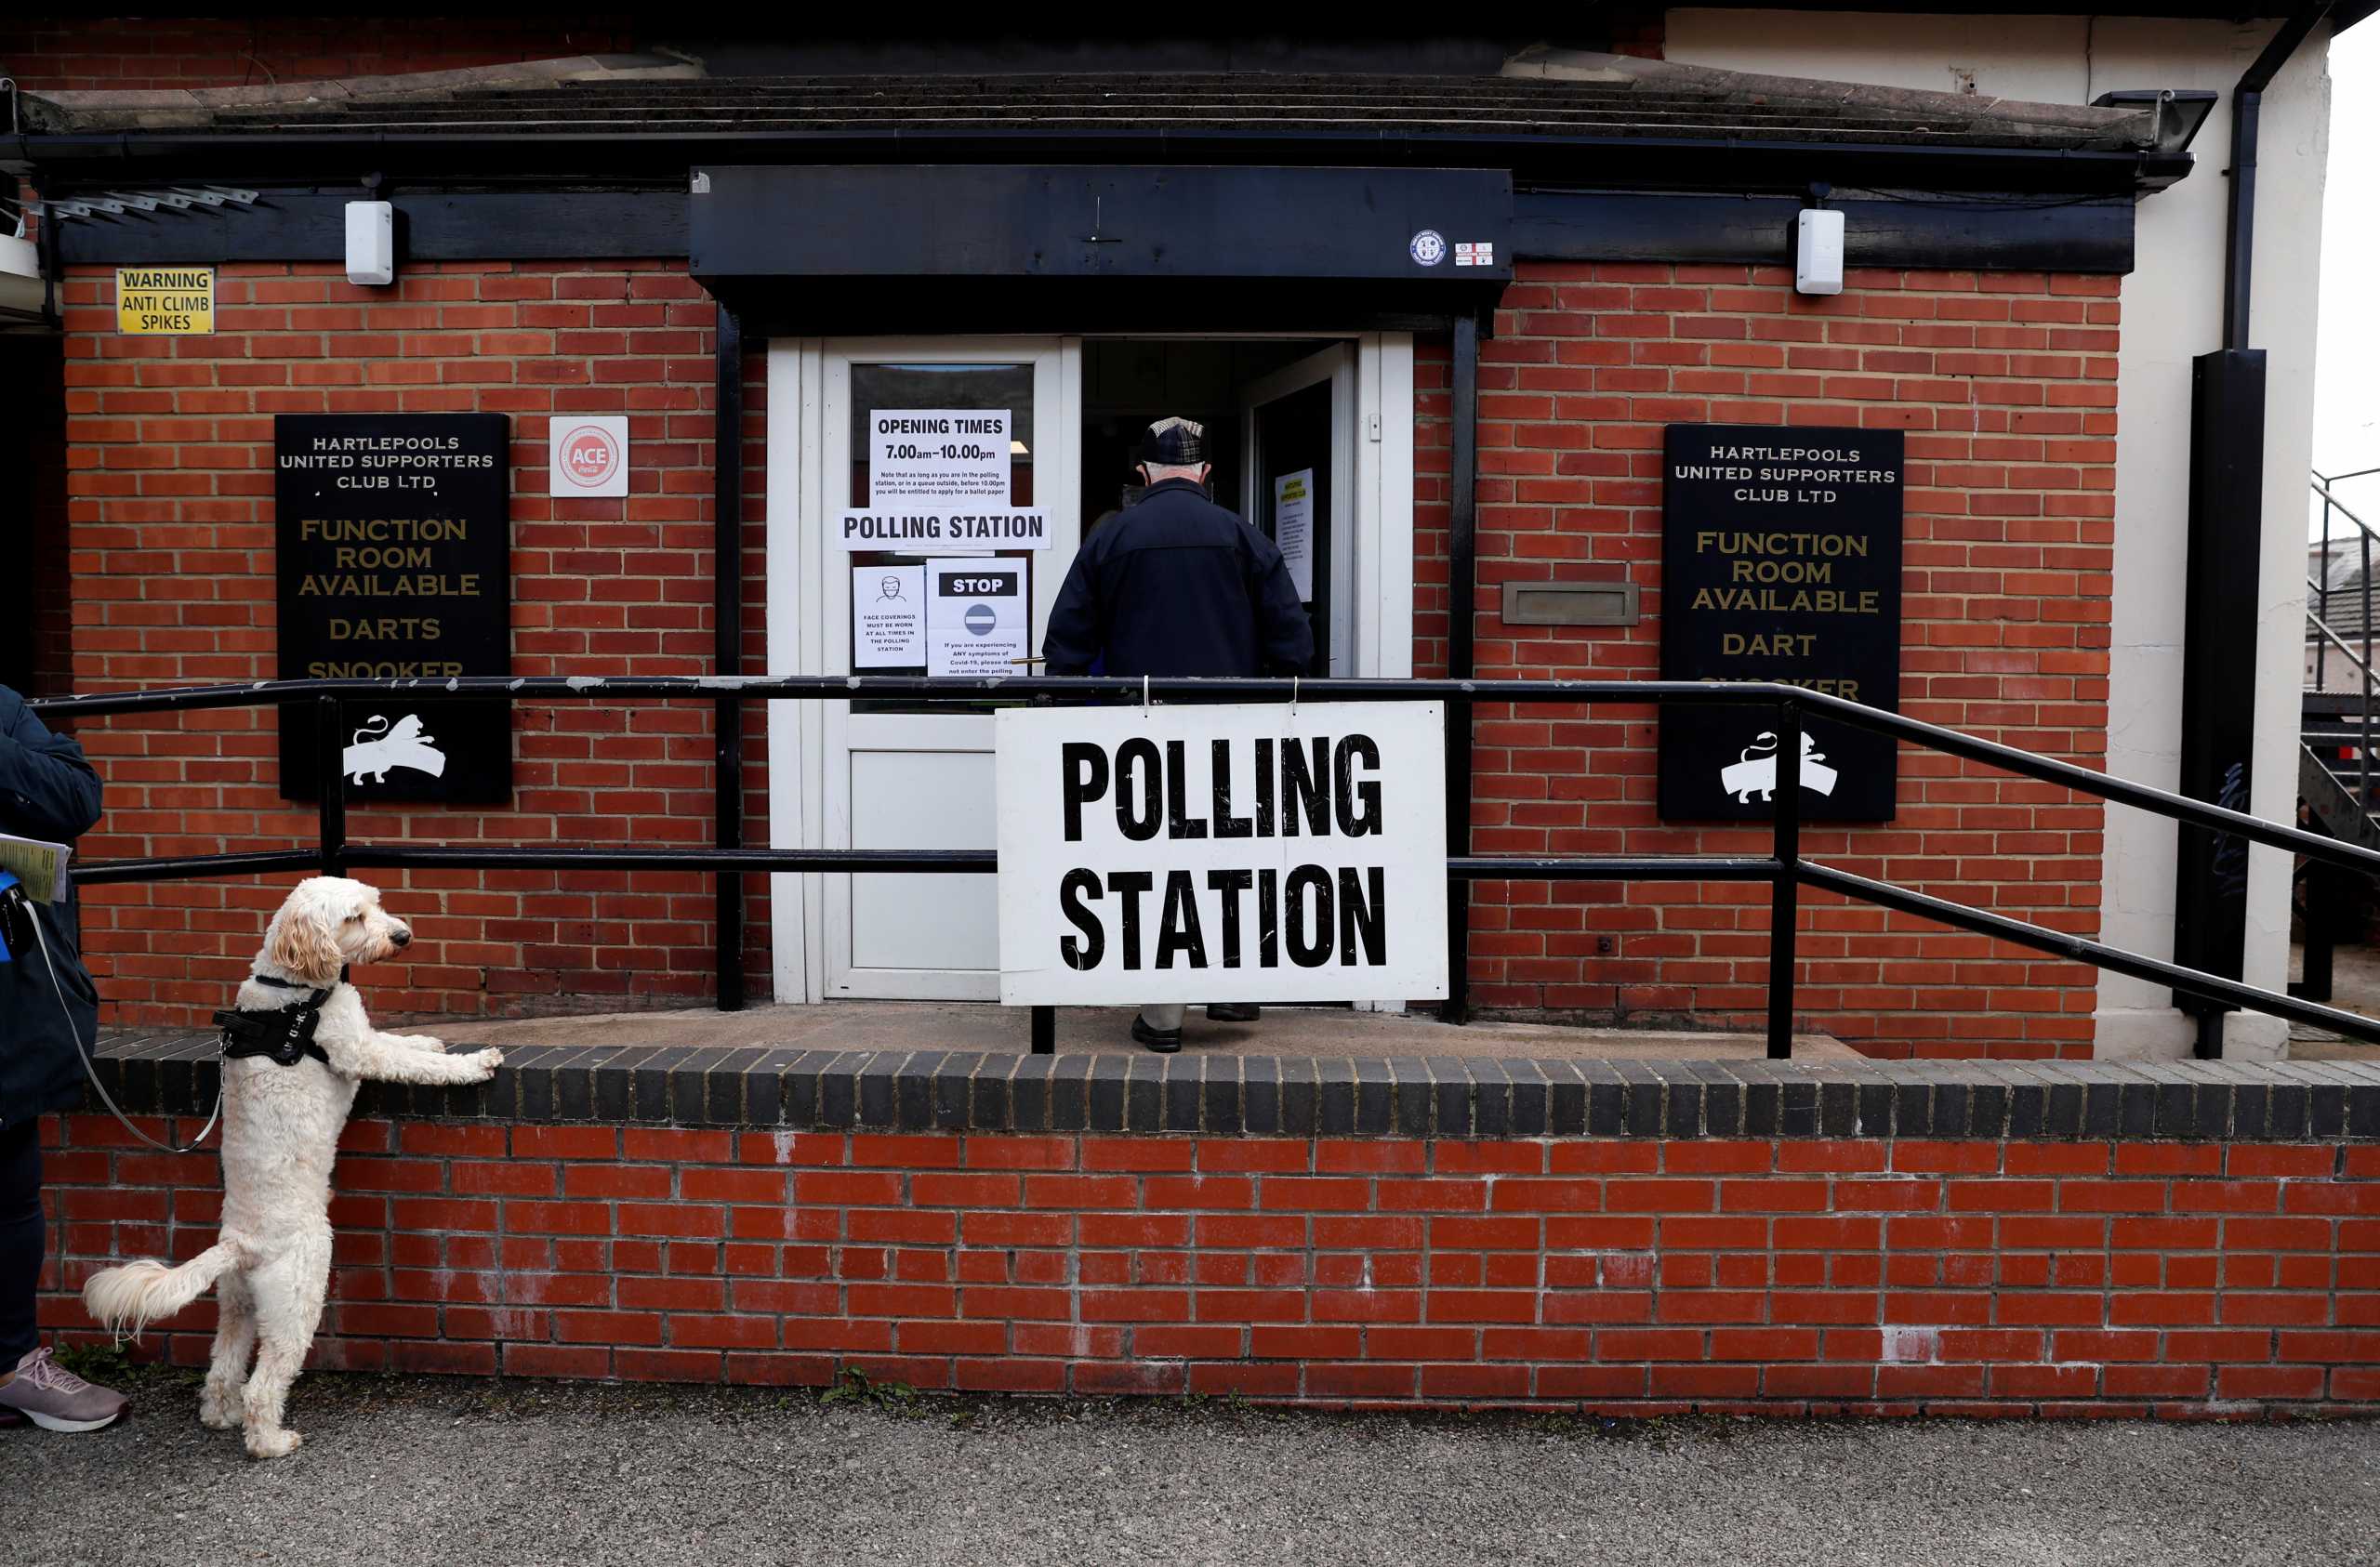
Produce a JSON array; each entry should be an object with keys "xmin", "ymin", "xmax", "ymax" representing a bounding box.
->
[{"xmin": 84, "ymin": 1030, "xmax": 2380, "ymax": 1141}]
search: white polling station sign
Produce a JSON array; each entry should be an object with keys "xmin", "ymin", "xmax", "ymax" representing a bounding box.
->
[
  {"xmin": 995, "ymin": 701, "xmax": 1448, "ymax": 1006},
  {"xmin": 836, "ymin": 507, "xmax": 1051, "ymax": 550}
]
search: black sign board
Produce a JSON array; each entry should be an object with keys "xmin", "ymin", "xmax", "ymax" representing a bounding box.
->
[
  {"xmin": 274, "ymin": 414, "xmax": 512, "ymax": 802},
  {"xmin": 1659, "ymin": 423, "xmax": 1903, "ymax": 822}
]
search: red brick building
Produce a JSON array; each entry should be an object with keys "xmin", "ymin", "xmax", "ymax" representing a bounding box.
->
[
  {"xmin": 0, "ymin": 15, "xmax": 2347, "ymax": 1061},
  {"xmin": 15, "ymin": 14, "xmax": 2380, "ymax": 1423}
]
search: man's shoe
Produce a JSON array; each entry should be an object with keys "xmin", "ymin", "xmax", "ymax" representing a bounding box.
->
[
  {"xmin": 1206, "ymin": 1004, "xmax": 1262, "ymax": 1023},
  {"xmin": 0, "ymin": 1347, "xmax": 128, "ymax": 1433},
  {"xmin": 1130, "ymin": 1015, "xmax": 1183, "ymax": 1053}
]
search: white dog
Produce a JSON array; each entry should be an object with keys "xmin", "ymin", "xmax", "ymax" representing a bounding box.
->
[{"xmin": 82, "ymin": 876, "xmax": 501, "ymax": 1458}]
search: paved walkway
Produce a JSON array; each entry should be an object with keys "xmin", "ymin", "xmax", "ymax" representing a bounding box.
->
[
  {"xmin": 400, "ymin": 1000, "xmax": 1855, "ymax": 1061},
  {"xmin": 12, "ymin": 1371, "xmax": 2376, "ymax": 1566},
  {"xmin": 2290, "ymin": 939, "xmax": 2380, "ymax": 1059}
]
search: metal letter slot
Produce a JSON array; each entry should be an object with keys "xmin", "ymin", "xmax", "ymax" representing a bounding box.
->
[{"xmin": 1499, "ymin": 581, "xmax": 1640, "ymax": 627}]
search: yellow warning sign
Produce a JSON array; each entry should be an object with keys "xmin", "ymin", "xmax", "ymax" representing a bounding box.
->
[{"xmin": 115, "ymin": 267, "xmax": 214, "ymax": 334}]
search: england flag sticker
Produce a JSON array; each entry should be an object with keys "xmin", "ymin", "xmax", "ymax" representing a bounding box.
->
[{"xmin": 1454, "ymin": 242, "xmax": 1494, "ymax": 268}]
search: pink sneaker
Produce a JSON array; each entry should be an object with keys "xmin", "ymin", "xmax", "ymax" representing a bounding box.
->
[{"xmin": 0, "ymin": 1347, "xmax": 128, "ymax": 1433}]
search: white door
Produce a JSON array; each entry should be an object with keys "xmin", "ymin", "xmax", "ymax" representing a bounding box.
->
[
  {"xmin": 766, "ymin": 333, "xmax": 1410, "ymax": 1005},
  {"xmin": 1241, "ymin": 344, "xmax": 1358, "ymax": 676},
  {"xmin": 819, "ymin": 338, "xmax": 1081, "ymax": 999}
]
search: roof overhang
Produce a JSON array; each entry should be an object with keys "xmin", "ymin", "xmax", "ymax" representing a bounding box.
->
[
  {"xmin": 1612, "ymin": 2, "xmax": 2371, "ymax": 29},
  {"xmin": 6, "ymin": 49, "xmax": 2183, "ymax": 199},
  {"xmin": 691, "ymin": 165, "xmax": 1514, "ymax": 334}
]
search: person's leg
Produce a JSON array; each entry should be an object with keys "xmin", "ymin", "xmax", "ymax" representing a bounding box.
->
[
  {"xmin": 0, "ymin": 1117, "xmax": 126, "ymax": 1432},
  {"xmin": 1132, "ymin": 1004, "xmax": 1185, "ymax": 1052},
  {"xmin": 0, "ymin": 1118, "xmax": 42, "ymax": 1378}
]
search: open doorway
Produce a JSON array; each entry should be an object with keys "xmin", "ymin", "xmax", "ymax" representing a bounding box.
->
[
  {"xmin": 763, "ymin": 330, "xmax": 1414, "ymax": 1004},
  {"xmin": 1081, "ymin": 337, "xmax": 1351, "ymax": 676},
  {"xmin": 0, "ymin": 336, "xmax": 67, "ymax": 696}
]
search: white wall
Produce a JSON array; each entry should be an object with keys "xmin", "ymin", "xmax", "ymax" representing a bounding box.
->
[{"xmin": 1666, "ymin": 11, "xmax": 2334, "ymax": 1059}]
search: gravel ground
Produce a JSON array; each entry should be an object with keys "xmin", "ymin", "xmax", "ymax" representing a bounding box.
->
[{"xmin": 9, "ymin": 1369, "xmax": 2380, "ymax": 1567}]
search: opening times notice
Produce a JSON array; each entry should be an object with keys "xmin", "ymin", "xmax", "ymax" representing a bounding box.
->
[{"xmin": 1658, "ymin": 424, "xmax": 1903, "ymax": 823}]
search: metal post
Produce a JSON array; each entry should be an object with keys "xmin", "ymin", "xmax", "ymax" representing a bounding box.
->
[
  {"xmin": 1440, "ymin": 310, "xmax": 1479, "ymax": 1026},
  {"xmin": 2294, "ymin": 855, "xmax": 2339, "ymax": 1004},
  {"xmin": 1765, "ymin": 700, "xmax": 1802, "ymax": 1060},
  {"xmin": 1030, "ymin": 1005, "xmax": 1055, "ymax": 1055},
  {"xmin": 2320, "ymin": 477, "xmax": 2334, "ymax": 632},
  {"xmin": 2175, "ymin": 350, "xmax": 2268, "ymax": 1062},
  {"xmin": 2362, "ymin": 524, "xmax": 2373, "ymax": 810},
  {"xmin": 713, "ymin": 308, "xmax": 747, "ymax": 1012},
  {"xmin": 315, "ymin": 694, "xmax": 345, "ymax": 877}
]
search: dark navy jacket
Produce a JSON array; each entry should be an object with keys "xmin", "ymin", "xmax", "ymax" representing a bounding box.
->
[
  {"xmin": 0, "ymin": 687, "xmax": 103, "ymax": 1131},
  {"xmin": 1043, "ymin": 478, "xmax": 1316, "ymax": 678}
]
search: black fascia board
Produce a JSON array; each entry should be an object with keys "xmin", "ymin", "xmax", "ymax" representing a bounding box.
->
[
  {"xmin": 8, "ymin": 125, "xmax": 2180, "ymax": 200},
  {"xmin": 41, "ymin": 184, "xmax": 2140, "ymax": 275}
]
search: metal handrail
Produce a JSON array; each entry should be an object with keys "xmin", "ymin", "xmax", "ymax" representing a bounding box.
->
[
  {"xmin": 2305, "ymin": 588, "xmax": 2378, "ymax": 683},
  {"xmin": 33, "ymin": 673, "xmax": 2380, "ymax": 1058},
  {"xmin": 2311, "ymin": 471, "xmax": 2380, "ymax": 805}
]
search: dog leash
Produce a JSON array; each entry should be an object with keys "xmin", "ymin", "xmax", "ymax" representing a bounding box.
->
[{"xmin": 33, "ymin": 916, "xmax": 225, "ymax": 1156}]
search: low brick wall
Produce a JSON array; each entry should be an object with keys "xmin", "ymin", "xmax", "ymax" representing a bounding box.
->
[{"xmin": 39, "ymin": 1045, "xmax": 2380, "ymax": 1414}]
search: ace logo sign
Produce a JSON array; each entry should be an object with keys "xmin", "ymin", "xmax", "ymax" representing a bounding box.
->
[
  {"xmin": 549, "ymin": 416, "xmax": 628, "ymax": 498},
  {"xmin": 995, "ymin": 703, "xmax": 1449, "ymax": 1006}
]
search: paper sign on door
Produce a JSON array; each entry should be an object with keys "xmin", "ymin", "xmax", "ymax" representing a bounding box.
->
[
  {"xmin": 869, "ymin": 409, "xmax": 1012, "ymax": 502},
  {"xmin": 926, "ymin": 558, "xmax": 1028, "ymax": 677},
  {"xmin": 1274, "ymin": 467, "xmax": 1315, "ymax": 603},
  {"xmin": 853, "ymin": 564, "xmax": 926, "ymax": 667}
]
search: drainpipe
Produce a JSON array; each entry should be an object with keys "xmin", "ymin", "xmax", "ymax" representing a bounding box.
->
[
  {"xmin": 713, "ymin": 305, "xmax": 747, "ymax": 1012},
  {"xmin": 2223, "ymin": 3, "xmax": 2334, "ymax": 350},
  {"xmin": 2173, "ymin": 4, "xmax": 2332, "ymax": 1060},
  {"xmin": 1441, "ymin": 311, "xmax": 1480, "ymax": 1025}
]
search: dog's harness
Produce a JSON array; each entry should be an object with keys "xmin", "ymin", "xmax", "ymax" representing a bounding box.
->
[{"xmin": 213, "ymin": 968, "xmax": 349, "ymax": 1068}]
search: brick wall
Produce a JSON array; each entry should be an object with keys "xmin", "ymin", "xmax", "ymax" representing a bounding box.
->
[
  {"xmin": 56, "ymin": 256, "xmax": 2122, "ymax": 1049},
  {"xmin": 1418, "ymin": 263, "xmax": 2118, "ymax": 1059},
  {"xmin": 0, "ymin": 16, "xmax": 636, "ymax": 91},
  {"xmin": 59, "ymin": 260, "xmax": 768, "ymax": 1023},
  {"xmin": 39, "ymin": 1115, "xmax": 2379, "ymax": 1412}
]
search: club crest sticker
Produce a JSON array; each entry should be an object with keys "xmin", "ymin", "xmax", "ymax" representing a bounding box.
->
[
  {"xmin": 1719, "ymin": 730, "xmax": 1838, "ymax": 804},
  {"xmin": 343, "ymin": 714, "xmax": 447, "ymax": 786},
  {"xmin": 1409, "ymin": 230, "xmax": 1448, "ymax": 267}
]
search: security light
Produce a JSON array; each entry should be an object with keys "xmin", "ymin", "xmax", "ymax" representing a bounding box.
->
[
  {"xmin": 0, "ymin": 229, "xmax": 42, "ymax": 323},
  {"xmin": 1796, "ymin": 209, "xmax": 1844, "ymax": 296},
  {"xmin": 345, "ymin": 200, "xmax": 394, "ymax": 286},
  {"xmin": 2094, "ymin": 88, "xmax": 2219, "ymax": 154}
]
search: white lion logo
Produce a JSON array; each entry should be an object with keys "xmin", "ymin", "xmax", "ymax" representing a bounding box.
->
[
  {"xmin": 343, "ymin": 714, "xmax": 447, "ymax": 786},
  {"xmin": 1720, "ymin": 730, "xmax": 1839, "ymax": 803}
]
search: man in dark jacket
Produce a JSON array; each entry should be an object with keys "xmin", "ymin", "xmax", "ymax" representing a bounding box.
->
[
  {"xmin": 1042, "ymin": 416, "xmax": 1315, "ymax": 1052},
  {"xmin": 0, "ymin": 684, "xmax": 126, "ymax": 1433}
]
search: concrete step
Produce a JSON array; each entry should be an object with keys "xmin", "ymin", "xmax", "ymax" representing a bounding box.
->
[{"xmin": 385, "ymin": 1000, "xmax": 1857, "ymax": 1063}]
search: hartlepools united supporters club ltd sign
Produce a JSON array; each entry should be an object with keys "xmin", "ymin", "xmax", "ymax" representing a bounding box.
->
[
  {"xmin": 273, "ymin": 414, "xmax": 513, "ymax": 804},
  {"xmin": 1659, "ymin": 424, "xmax": 1903, "ymax": 822}
]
